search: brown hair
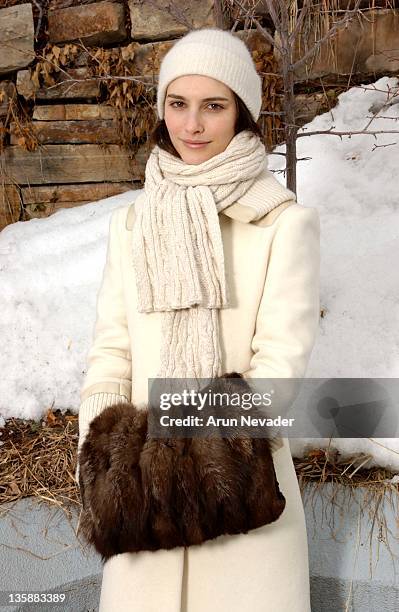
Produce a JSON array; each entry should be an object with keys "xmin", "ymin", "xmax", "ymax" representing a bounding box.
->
[{"xmin": 148, "ymin": 92, "xmax": 263, "ymax": 158}]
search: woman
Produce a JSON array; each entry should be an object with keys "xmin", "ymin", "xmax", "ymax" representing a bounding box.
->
[{"xmin": 77, "ymin": 27, "xmax": 320, "ymax": 611}]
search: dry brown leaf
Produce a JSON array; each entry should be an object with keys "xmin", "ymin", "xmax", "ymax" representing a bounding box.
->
[
  {"xmin": 31, "ymin": 69, "xmax": 40, "ymax": 90},
  {"xmin": 9, "ymin": 481, "xmax": 21, "ymax": 495},
  {"xmin": 308, "ymin": 449, "xmax": 326, "ymax": 460},
  {"xmin": 52, "ymin": 46, "xmax": 61, "ymax": 60},
  {"xmin": 45, "ymin": 410, "xmax": 58, "ymax": 427}
]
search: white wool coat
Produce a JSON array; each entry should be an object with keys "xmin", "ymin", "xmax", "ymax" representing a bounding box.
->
[{"xmin": 77, "ymin": 168, "xmax": 320, "ymax": 612}]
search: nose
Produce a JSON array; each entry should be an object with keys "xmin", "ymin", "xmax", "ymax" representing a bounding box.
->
[{"xmin": 184, "ymin": 110, "xmax": 204, "ymax": 134}]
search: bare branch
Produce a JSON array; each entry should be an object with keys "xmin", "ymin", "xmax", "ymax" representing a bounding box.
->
[
  {"xmin": 231, "ymin": 0, "xmax": 280, "ymax": 52},
  {"xmin": 366, "ymin": 115, "xmax": 399, "ymax": 120},
  {"xmin": 260, "ymin": 110, "xmax": 285, "ymax": 116},
  {"xmin": 296, "ymin": 128, "xmax": 399, "ymax": 139},
  {"xmin": 288, "ymin": 0, "xmax": 312, "ymax": 46},
  {"xmin": 291, "ymin": 0, "xmax": 363, "ymax": 72},
  {"xmin": 31, "ymin": 0, "xmax": 43, "ymax": 42},
  {"xmin": 362, "ymin": 84, "xmax": 399, "ymax": 131},
  {"xmin": 253, "ymin": 20, "xmax": 276, "ymax": 49},
  {"xmin": 358, "ymin": 84, "xmax": 399, "ymax": 95},
  {"xmin": 371, "ymin": 141, "xmax": 397, "ymax": 151},
  {"xmin": 264, "ymin": 0, "xmax": 281, "ymax": 29},
  {"xmin": 44, "ymin": 74, "xmax": 157, "ymax": 91}
]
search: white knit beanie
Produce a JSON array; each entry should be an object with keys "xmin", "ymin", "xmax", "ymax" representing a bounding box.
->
[{"xmin": 156, "ymin": 27, "xmax": 263, "ymax": 122}]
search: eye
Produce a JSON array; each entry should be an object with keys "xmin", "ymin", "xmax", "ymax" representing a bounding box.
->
[{"xmin": 168, "ymin": 101, "xmax": 224, "ymax": 111}]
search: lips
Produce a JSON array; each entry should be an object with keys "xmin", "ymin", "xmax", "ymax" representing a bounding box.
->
[{"xmin": 182, "ymin": 140, "xmax": 210, "ymax": 148}]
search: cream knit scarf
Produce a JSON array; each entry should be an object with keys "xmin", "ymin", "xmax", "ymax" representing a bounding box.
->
[{"xmin": 132, "ymin": 130, "xmax": 267, "ymax": 379}]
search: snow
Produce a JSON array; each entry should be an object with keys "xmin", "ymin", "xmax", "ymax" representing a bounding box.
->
[{"xmin": 0, "ymin": 76, "xmax": 398, "ymax": 470}]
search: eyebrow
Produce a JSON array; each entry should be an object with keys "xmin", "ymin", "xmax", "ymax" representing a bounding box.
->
[{"xmin": 166, "ymin": 94, "xmax": 230, "ymax": 102}]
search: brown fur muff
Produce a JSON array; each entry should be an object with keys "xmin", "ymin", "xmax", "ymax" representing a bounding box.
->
[{"xmin": 77, "ymin": 373, "xmax": 286, "ymax": 561}]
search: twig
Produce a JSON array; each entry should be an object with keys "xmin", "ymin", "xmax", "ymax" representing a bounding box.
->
[
  {"xmin": 344, "ymin": 505, "xmax": 362, "ymax": 611},
  {"xmin": 231, "ymin": 0, "xmax": 279, "ymax": 51},
  {"xmin": 291, "ymin": 0, "xmax": 363, "ymax": 72},
  {"xmin": 296, "ymin": 128, "xmax": 399, "ymax": 139},
  {"xmin": 31, "ymin": 0, "xmax": 43, "ymax": 42},
  {"xmin": 0, "ymin": 541, "xmax": 76, "ymax": 560},
  {"xmin": 288, "ymin": 0, "xmax": 312, "ymax": 46}
]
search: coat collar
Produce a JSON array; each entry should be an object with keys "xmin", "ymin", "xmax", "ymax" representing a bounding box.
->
[
  {"xmin": 126, "ymin": 169, "xmax": 296, "ymax": 230},
  {"xmin": 221, "ymin": 168, "xmax": 296, "ymax": 223}
]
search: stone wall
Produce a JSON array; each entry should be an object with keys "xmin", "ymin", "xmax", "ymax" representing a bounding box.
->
[{"xmin": 0, "ymin": 0, "xmax": 398, "ymax": 229}]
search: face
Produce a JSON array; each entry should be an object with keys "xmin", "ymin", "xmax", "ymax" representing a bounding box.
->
[{"xmin": 164, "ymin": 75, "xmax": 238, "ymax": 165}]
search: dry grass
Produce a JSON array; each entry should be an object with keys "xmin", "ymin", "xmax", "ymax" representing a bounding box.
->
[
  {"xmin": 294, "ymin": 443, "xmax": 398, "ymax": 489},
  {"xmin": 0, "ymin": 410, "xmax": 80, "ymax": 512},
  {"xmin": 295, "ymin": 442, "xmax": 399, "ymax": 516},
  {"xmin": 294, "ymin": 442, "xmax": 399, "ymax": 565},
  {"xmin": 1, "ymin": 413, "xmax": 398, "ymax": 557}
]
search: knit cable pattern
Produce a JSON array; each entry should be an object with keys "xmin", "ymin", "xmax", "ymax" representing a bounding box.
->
[{"xmin": 132, "ymin": 130, "xmax": 267, "ymax": 379}]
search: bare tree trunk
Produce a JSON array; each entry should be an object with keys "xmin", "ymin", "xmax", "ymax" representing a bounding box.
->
[
  {"xmin": 282, "ymin": 61, "xmax": 297, "ymax": 193},
  {"xmin": 278, "ymin": 1, "xmax": 297, "ymax": 193},
  {"xmin": 214, "ymin": 0, "xmax": 233, "ymax": 29},
  {"xmin": 233, "ymin": 0, "xmax": 364, "ymax": 195}
]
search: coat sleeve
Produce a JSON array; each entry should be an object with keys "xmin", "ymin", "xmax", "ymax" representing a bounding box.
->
[
  {"xmin": 241, "ymin": 205, "xmax": 320, "ymax": 448},
  {"xmin": 80, "ymin": 206, "xmax": 132, "ymax": 401},
  {"xmin": 76, "ymin": 206, "xmax": 132, "ymax": 482},
  {"xmin": 76, "ymin": 392, "xmax": 129, "ymax": 483}
]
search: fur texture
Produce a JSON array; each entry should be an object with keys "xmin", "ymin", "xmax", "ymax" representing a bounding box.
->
[{"xmin": 78, "ymin": 373, "xmax": 286, "ymax": 561}]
